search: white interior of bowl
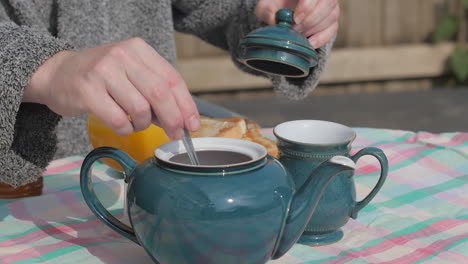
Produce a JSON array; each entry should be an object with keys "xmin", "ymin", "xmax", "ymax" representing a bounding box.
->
[{"xmin": 274, "ymin": 120, "xmax": 355, "ymax": 145}]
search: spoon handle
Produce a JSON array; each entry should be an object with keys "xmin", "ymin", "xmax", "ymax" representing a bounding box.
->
[{"xmin": 182, "ymin": 128, "xmax": 200, "ymax": 165}]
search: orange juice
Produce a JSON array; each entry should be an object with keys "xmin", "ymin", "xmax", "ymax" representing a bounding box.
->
[{"xmin": 87, "ymin": 114, "xmax": 171, "ymax": 170}]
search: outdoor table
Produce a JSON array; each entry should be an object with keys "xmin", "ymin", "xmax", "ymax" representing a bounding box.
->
[{"xmin": 1, "ymin": 128, "xmax": 467, "ymax": 263}]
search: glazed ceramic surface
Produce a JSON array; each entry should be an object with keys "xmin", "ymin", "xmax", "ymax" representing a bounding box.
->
[
  {"xmin": 80, "ymin": 137, "xmax": 356, "ymax": 264},
  {"xmin": 274, "ymin": 120, "xmax": 389, "ymax": 246},
  {"xmin": 238, "ymin": 9, "xmax": 317, "ymax": 78}
]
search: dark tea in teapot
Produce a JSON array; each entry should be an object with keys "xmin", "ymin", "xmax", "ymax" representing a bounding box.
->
[{"xmin": 170, "ymin": 150, "xmax": 252, "ymax": 165}]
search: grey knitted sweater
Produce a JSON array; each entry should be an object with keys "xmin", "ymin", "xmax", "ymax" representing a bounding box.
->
[{"xmin": 0, "ymin": 0, "xmax": 333, "ymax": 187}]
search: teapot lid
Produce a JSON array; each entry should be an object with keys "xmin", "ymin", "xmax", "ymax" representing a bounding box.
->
[{"xmin": 238, "ymin": 9, "xmax": 318, "ymax": 77}]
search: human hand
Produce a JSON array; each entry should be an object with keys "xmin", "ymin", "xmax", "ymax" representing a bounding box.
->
[
  {"xmin": 24, "ymin": 38, "xmax": 199, "ymax": 139},
  {"xmin": 255, "ymin": 0, "xmax": 340, "ymax": 48}
]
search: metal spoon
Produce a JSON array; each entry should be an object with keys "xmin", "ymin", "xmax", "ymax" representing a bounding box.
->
[{"xmin": 182, "ymin": 128, "xmax": 200, "ymax": 165}]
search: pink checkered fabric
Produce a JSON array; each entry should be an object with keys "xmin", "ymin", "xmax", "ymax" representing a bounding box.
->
[{"xmin": 1, "ymin": 128, "xmax": 467, "ymax": 263}]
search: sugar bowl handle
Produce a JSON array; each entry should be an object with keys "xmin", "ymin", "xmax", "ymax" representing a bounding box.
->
[
  {"xmin": 80, "ymin": 147, "xmax": 139, "ymax": 244},
  {"xmin": 350, "ymin": 147, "xmax": 388, "ymax": 219}
]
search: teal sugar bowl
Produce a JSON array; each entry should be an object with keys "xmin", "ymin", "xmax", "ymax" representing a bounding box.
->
[
  {"xmin": 80, "ymin": 137, "xmax": 356, "ymax": 264},
  {"xmin": 238, "ymin": 9, "xmax": 318, "ymax": 78},
  {"xmin": 274, "ymin": 120, "xmax": 389, "ymax": 246}
]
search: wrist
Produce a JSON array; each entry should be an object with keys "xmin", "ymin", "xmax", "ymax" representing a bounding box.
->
[{"xmin": 23, "ymin": 50, "xmax": 74, "ymax": 104}]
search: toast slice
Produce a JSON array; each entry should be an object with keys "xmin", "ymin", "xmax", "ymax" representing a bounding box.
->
[
  {"xmin": 243, "ymin": 119, "xmax": 278, "ymax": 158},
  {"xmin": 190, "ymin": 116, "xmax": 247, "ymax": 139},
  {"xmin": 190, "ymin": 116, "xmax": 278, "ymax": 158}
]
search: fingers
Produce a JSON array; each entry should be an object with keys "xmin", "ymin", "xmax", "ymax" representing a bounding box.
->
[
  {"xmin": 87, "ymin": 38, "xmax": 199, "ymax": 139},
  {"xmin": 308, "ymin": 21, "xmax": 338, "ymax": 48},
  {"xmin": 255, "ymin": 0, "xmax": 296, "ymax": 25},
  {"xmin": 294, "ymin": 0, "xmax": 339, "ymax": 48},
  {"xmin": 124, "ymin": 56, "xmax": 185, "ymax": 139},
  {"xmin": 293, "ymin": 0, "xmax": 318, "ymax": 25},
  {"xmin": 255, "ymin": 0, "xmax": 339, "ymax": 48},
  {"xmin": 302, "ymin": 4, "xmax": 340, "ymax": 38},
  {"xmin": 42, "ymin": 38, "xmax": 198, "ymax": 139},
  {"xmin": 140, "ymin": 73, "xmax": 185, "ymax": 140},
  {"xmin": 124, "ymin": 38, "xmax": 200, "ymax": 134},
  {"xmin": 83, "ymin": 80, "xmax": 134, "ymax": 136},
  {"xmin": 170, "ymin": 80, "xmax": 200, "ymax": 133},
  {"xmin": 99, "ymin": 59, "xmax": 152, "ymax": 133},
  {"xmin": 294, "ymin": 0, "xmax": 338, "ymax": 32}
]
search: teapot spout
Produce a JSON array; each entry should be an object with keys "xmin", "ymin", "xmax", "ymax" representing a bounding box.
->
[{"xmin": 273, "ymin": 156, "xmax": 356, "ymax": 258}]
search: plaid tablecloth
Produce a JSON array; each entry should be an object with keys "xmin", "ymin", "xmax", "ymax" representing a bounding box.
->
[{"xmin": 0, "ymin": 128, "xmax": 467, "ymax": 264}]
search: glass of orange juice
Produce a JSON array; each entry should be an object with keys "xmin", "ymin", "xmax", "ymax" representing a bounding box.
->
[{"xmin": 87, "ymin": 114, "xmax": 171, "ymax": 170}]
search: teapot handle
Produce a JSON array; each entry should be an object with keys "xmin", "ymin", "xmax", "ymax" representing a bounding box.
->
[
  {"xmin": 350, "ymin": 147, "xmax": 388, "ymax": 219},
  {"xmin": 80, "ymin": 147, "xmax": 139, "ymax": 244}
]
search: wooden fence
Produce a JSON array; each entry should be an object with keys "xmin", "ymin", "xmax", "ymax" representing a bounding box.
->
[
  {"xmin": 334, "ymin": 0, "xmax": 459, "ymax": 47},
  {"xmin": 176, "ymin": 0, "xmax": 462, "ymax": 92}
]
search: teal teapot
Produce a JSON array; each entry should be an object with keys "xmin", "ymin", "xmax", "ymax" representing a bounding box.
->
[{"xmin": 80, "ymin": 137, "xmax": 356, "ymax": 264}]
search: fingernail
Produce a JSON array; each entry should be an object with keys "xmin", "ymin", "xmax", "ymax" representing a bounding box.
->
[
  {"xmin": 295, "ymin": 12, "xmax": 305, "ymax": 24},
  {"xmin": 309, "ymin": 37, "xmax": 318, "ymax": 48},
  {"xmin": 117, "ymin": 123, "xmax": 134, "ymax": 137},
  {"xmin": 172, "ymin": 128, "xmax": 184, "ymax": 140},
  {"xmin": 188, "ymin": 115, "xmax": 200, "ymax": 131}
]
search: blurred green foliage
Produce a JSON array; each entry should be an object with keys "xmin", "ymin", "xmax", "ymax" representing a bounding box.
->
[
  {"xmin": 450, "ymin": 48, "xmax": 468, "ymax": 82},
  {"xmin": 435, "ymin": 1, "xmax": 467, "ymax": 83},
  {"xmin": 434, "ymin": 16, "xmax": 459, "ymax": 42}
]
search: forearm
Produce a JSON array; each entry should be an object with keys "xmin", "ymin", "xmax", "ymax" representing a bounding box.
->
[
  {"xmin": 0, "ymin": 22, "xmax": 72, "ymax": 186},
  {"xmin": 173, "ymin": 0, "xmax": 260, "ymax": 50},
  {"xmin": 0, "ymin": 22, "xmax": 72, "ymax": 105},
  {"xmin": 22, "ymin": 50, "xmax": 68, "ymax": 104},
  {"xmin": 173, "ymin": 0, "xmax": 335, "ymax": 99}
]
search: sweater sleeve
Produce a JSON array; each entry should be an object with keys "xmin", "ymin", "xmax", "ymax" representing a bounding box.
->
[
  {"xmin": 172, "ymin": 0, "xmax": 335, "ymax": 100},
  {"xmin": 0, "ymin": 22, "xmax": 72, "ymax": 187}
]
